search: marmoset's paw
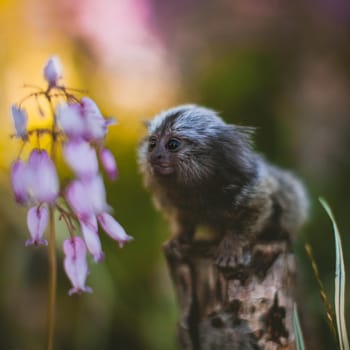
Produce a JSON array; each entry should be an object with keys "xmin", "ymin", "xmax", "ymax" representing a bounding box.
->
[
  {"xmin": 215, "ymin": 236, "xmax": 252, "ymax": 268},
  {"xmin": 163, "ymin": 236, "xmax": 191, "ymax": 260}
]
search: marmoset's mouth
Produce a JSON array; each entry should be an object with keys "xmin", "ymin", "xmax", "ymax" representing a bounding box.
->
[{"xmin": 152, "ymin": 163, "xmax": 175, "ymax": 175}]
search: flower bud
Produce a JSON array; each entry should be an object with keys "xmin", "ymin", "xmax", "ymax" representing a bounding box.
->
[
  {"xmin": 43, "ymin": 56, "xmax": 63, "ymax": 86},
  {"xmin": 63, "ymin": 236, "xmax": 92, "ymax": 295},
  {"xmin": 11, "ymin": 160, "xmax": 29, "ymax": 205},
  {"xmin": 99, "ymin": 148, "xmax": 118, "ymax": 180},
  {"xmin": 26, "ymin": 206, "xmax": 48, "ymax": 246},
  {"xmin": 11, "ymin": 105, "xmax": 27, "ymax": 139},
  {"xmin": 80, "ymin": 215, "xmax": 104, "ymax": 263},
  {"xmin": 98, "ymin": 212, "xmax": 133, "ymax": 247}
]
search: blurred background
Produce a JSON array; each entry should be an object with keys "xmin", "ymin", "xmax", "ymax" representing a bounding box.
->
[{"xmin": 1, "ymin": 0, "xmax": 350, "ymax": 349}]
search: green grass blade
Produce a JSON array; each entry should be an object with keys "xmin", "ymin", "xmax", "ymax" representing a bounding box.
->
[
  {"xmin": 319, "ymin": 197, "xmax": 350, "ymax": 350},
  {"xmin": 293, "ymin": 303, "xmax": 306, "ymax": 350},
  {"xmin": 304, "ymin": 244, "xmax": 338, "ymax": 342}
]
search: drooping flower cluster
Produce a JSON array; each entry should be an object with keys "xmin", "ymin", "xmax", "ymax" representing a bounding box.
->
[{"xmin": 10, "ymin": 56, "xmax": 133, "ymax": 295}]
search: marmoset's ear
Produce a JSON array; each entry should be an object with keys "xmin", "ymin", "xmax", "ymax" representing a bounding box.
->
[{"xmin": 227, "ymin": 125, "xmax": 256, "ymax": 148}]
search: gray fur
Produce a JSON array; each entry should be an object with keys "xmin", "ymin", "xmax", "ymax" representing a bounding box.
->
[{"xmin": 138, "ymin": 105, "xmax": 309, "ymax": 267}]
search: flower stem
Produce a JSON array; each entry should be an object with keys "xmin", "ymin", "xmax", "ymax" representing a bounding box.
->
[{"xmin": 47, "ymin": 207, "xmax": 57, "ymax": 350}]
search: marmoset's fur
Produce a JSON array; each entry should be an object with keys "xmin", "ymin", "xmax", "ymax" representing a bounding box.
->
[{"xmin": 138, "ymin": 105, "xmax": 308, "ymax": 267}]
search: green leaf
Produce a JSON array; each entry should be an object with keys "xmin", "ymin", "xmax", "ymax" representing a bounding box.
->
[
  {"xmin": 319, "ymin": 197, "xmax": 350, "ymax": 350},
  {"xmin": 293, "ymin": 303, "xmax": 306, "ymax": 350},
  {"xmin": 304, "ymin": 243, "xmax": 338, "ymax": 343}
]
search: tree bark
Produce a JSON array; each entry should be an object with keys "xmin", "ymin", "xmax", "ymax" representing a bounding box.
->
[{"xmin": 164, "ymin": 238, "xmax": 296, "ymax": 350}]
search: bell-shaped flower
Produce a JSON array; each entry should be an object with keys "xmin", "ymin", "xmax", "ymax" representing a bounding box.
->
[
  {"xmin": 43, "ymin": 56, "xmax": 63, "ymax": 86},
  {"xmin": 66, "ymin": 175, "xmax": 109, "ymax": 219},
  {"xmin": 11, "ymin": 160, "xmax": 29, "ymax": 205},
  {"xmin": 11, "ymin": 105, "xmax": 28, "ymax": 139},
  {"xmin": 83, "ymin": 175, "xmax": 110, "ymax": 214},
  {"xmin": 80, "ymin": 215, "xmax": 104, "ymax": 263},
  {"xmin": 25, "ymin": 206, "xmax": 48, "ymax": 246},
  {"xmin": 65, "ymin": 179, "xmax": 94, "ymax": 220},
  {"xmin": 65, "ymin": 175, "xmax": 110, "ymax": 221},
  {"xmin": 98, "ymin": 212, "xmax": 133, "ymax": 247},
  {"xmin": 63, "ymin": 140, "xmax": 98, "ymax": 179},
  {"xmin": 99, "ymin": 148, "xmax": 118, "ymax": 180},
  {"xmin": 81, "ymin": 97, "xmax": 109, "ymax": 141},
  {"xmin": 57, "ymin": 103, "xmax": 85, "ymax": 139},
  {"xmin": 63, "ymin": 236, "xmax": 92, "ymax": 295},
  {"xmin": 27, "ymin": 149, "xmax": 59, "ymax": 203}
]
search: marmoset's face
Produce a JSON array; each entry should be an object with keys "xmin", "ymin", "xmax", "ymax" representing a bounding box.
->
[
  {"xmin": 138, "ymin": 105, "xmax": 225, "ymax": 183},
  {"xmin": 146, "ymin": 131, "xmax": 187, "ymax": 176}
]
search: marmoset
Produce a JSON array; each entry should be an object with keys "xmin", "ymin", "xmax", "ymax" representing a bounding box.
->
[{"xmin": 138, "ymin": 105, "xmax": 308, "ymax": 268}]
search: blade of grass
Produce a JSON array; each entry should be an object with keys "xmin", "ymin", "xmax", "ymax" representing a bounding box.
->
[
  {"xmin": 319, "ymin": 197, "xmax": 349, "ymax": 350},
  {"xmin": 293, "ymin": 303, "xmax": 306, "ymax": 350},
  {"xmin": 305, "ymin": 243, "xmax": 338, "ymax": 343}
]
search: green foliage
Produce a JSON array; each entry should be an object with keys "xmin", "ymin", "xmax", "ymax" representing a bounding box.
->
[
  {"xmin": 306, "ymin": 199, "xmax": 350, "ymax": 350},
  {"xmin": 320, "ymin": 198, "xmax": 350, "ymax": 350},
  {"xmin": 293, "ymin": 303, "xmax": 306, "ymax": 350},
  {"xmin": 305, "ymin": 243, "xmax": 338, "ymax": 342}
]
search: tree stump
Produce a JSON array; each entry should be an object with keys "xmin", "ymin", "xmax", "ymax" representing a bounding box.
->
[{"xmin": 164, "ymin": 238, "xmax": 296, "ymax": 350}]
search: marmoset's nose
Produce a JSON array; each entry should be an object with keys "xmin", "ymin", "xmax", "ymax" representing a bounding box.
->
[{"xmin": 150, "ymin": 148, "xmax": 163, "ymax": 162}]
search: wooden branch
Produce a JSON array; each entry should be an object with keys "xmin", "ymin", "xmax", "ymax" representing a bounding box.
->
[{"xmin": 164, "ymin": 238, "xmax": 296, "ymax": 350}]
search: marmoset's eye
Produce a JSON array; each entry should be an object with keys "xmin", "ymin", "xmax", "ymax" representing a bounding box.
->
[
  {"xmin": 166, "ymin": 139, "xmax": 181, "ymax": 151},
  {"xmin": 148, "ymin": 137, "xmax": 157, "ymax": 151}
]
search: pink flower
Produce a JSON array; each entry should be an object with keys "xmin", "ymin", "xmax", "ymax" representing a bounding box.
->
[
  {"xmin": 81, "ymin": 97, "xmax": 111, "ymax": 141},
  {"xmin": 27, "ymin": 149, "xmax": 59, "ymax": 203},
  {"xmin": 26, "ymin": 206, "xmax": 48, "ymax": 246},
  {"xmin": 11, "ymin": 151, "xmax": 59, "ymax": 206},
  {"xmin": 83, "ymin": 175, "xmax": 110, "ymax": 214},
  {"xmin": 63, "ymin": 140, "xmax": 98, "ymax": 179},
  {"xmin": 57, "ymin": 103, "xmax": 85, "ymax": 139},
  {"xmin": 11, "ymin": 160, "xmax": 29, "ymax": 205},
  {"xmin": 11, "ymin": 105, "xmax": 27, "ymax": 139},
  {"xmin": 99, "ymin": 148, "xmax": 118, "ymax": 180},
  {"xmin": 65, "ymin": 179, "xmax": 94, "ymax": 220},
  {"xmin": 80, "ymin": 215, "xmax": 104, "ymax": 263},
  {"xmin": 98, "ymin": 212, "xmax": 133, "ymax": 247},
  {"xmin": 57, "ymin": 97, "xmax": 116, "ymax": 143},
  {"xmin": 43, "ymin": 56, "xmax": 63, "ymax": 86},
  {"xmin": 65, "ymin": 175, "xmax": 109, "ymax": 218},
  {"xmin": 63, "ymin": 236, "xmax": 92, "ymax": 295},
  {"xmin": 9, "ymin": 54, "xmax": 134, "ymax": 297}
]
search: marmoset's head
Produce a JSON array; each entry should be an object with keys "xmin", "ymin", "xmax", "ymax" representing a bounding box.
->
[{"xmin": 138, "ymin": 104, "xmax": 255, "ymax": 185}]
